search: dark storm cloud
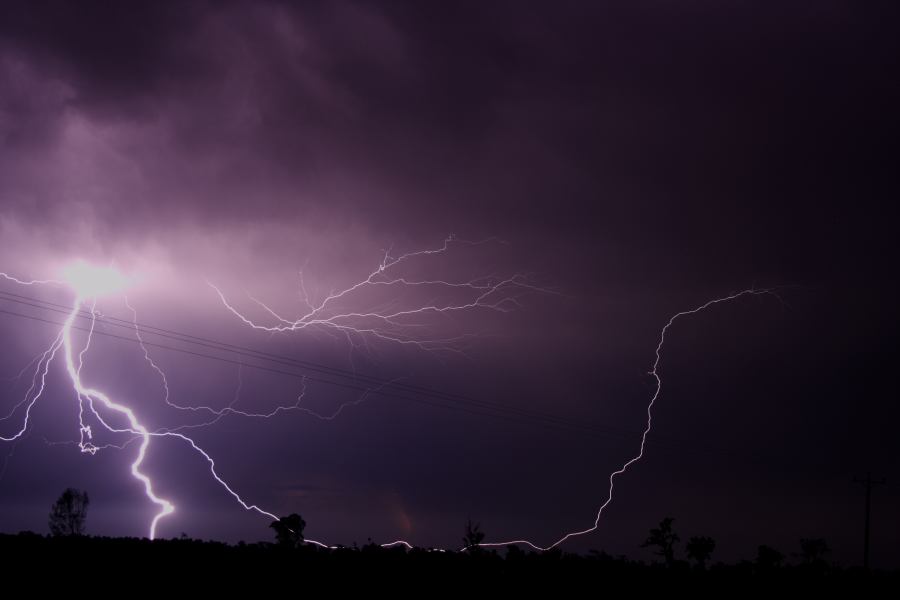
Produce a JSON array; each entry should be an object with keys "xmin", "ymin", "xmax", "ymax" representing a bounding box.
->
[
  {"xmin": 1, "ymin": 0, "xmax": 894, "ymax": 288},
  {"xmin": 2, "ymin": 1, "xmax": 895, "ymax": 246},
  {"xmin": 0, "ymin": 1, "xmax": 898, "ymax": 565}
]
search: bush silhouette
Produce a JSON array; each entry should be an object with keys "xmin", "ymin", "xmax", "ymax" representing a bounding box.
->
[
  {"xmin": 799, "ymin": 538, "xmax": 830, "ymax": 565},
  {"xmin": 756, "ymin": 545, "xmax": 784, "ymax": 570},
  {"xmin": 686, "ymin": 536, "xmax": 716, "ymax": 569}
]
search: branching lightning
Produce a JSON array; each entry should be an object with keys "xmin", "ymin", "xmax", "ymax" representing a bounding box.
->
[
  {"xmin": 0, "ymin": 272, "xmax": 64, "ymax": 287},
  {"xmin": 209, "ymin": 236, "xmax": 546, "ymax": 354},
  {"xmin": 1, "ymin": 241, "xmax": 773, "ymax": 553}
]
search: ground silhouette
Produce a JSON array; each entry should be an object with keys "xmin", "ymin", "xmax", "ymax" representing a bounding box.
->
[{"xmin": 0, "ymin": 515, "xmax": 895, "ymax": 591}]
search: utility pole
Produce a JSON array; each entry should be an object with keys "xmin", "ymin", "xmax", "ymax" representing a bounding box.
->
[{"xmin": 853, "ymin": 472, "xmax": 886, "ymax": 570}]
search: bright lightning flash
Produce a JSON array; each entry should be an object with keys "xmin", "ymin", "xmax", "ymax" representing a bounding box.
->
[{"xmin": 62, "ymin": 260, "xmax": 132, "ymax": 300}]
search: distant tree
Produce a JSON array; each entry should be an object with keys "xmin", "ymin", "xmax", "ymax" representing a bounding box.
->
[
  {"xmin": 686, "ymin": 536, "xmax": 716, "ymax": 569},
  {"xmin": 270, "ymin": 513, "xmax": 306, "ymax": 548},
  {"xmin": 755, "ymin": 545, "xmax": 784, "ymax": 570},
  {"xmin": 798, "ymin": 538, "xmax": 830, "ymax": 565},
  {"xmin": 641, "ymin": 517, "xmax": 680, "ymax": 567},
  {"xmin": 462, "ymin": 518, "xmax": 485, "ymax": 551},
  {"xmin": 48, "ymin": 488, "xmax": 89, "ymax": 536}
]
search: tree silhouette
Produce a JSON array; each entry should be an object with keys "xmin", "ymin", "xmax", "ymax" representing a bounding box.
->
[
  {"xmin": 462, "ymin": 518, "xmax": 485, "ymax": 551},
  {"xmin": 686, "ymin": 536, "xmax": 715, "ymax": 569},
  {"xmin": 270, "ymin": 513, "xmax": 306, "ymax": 548},
  {"xmin": 641, "ymin": 517, "xmax": 679, "ymax": 567},
  {"xmin": 48, "ymin": 488, "xmax": 89, "ymax": 536}
]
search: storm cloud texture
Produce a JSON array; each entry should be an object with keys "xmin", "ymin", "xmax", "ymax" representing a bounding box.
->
[{"xmin": 0, "ymin": 1, "xmax": 898, "ymax": 566}]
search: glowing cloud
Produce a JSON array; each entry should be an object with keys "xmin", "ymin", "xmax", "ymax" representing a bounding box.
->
[{"xmin": 61, "ymin": 261, "xmax": 132, "ymax": 299}]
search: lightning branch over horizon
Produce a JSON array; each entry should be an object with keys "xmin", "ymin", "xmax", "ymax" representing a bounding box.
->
[{"xmin": 472, "ymin": 288, "xmax": 775, "ymax": 552}]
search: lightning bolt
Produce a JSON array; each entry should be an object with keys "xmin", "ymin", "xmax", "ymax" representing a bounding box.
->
[
  {"xmin": 62, "ymin": 296, "xmax": 176, "ymax": 538},
  {"xmin": 472, "ymin": 288, "xmax": 775, "ymax": 552},
  {"xmin": 1, "ymin": 243, "xmax": 775, "ymax": 552},
  {"xmin": 0, "ymin": 270, "xmax": 284, "ymax": 539}
]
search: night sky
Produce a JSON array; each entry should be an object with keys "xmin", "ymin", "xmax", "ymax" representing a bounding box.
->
[{"xmin": 1, "ymin": 1, "xmax": 898, "ymax": 566}]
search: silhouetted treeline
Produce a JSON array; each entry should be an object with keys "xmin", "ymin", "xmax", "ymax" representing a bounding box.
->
[{"xmin": 1, "ymin": 531, "xmax": 896, "ymax": 591}]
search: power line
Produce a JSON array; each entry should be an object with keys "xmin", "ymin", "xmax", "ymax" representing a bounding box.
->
[
  {"xmin": 0, "ymin": 304, "xmax": 683, "ymax": 443},
  {"xmin": 1, "ymin": 288, "xmax": 628, "ymax": 434},
  {"xmin": 0, "ymin": 289, "xmax": 786, "ymax": 462}
]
